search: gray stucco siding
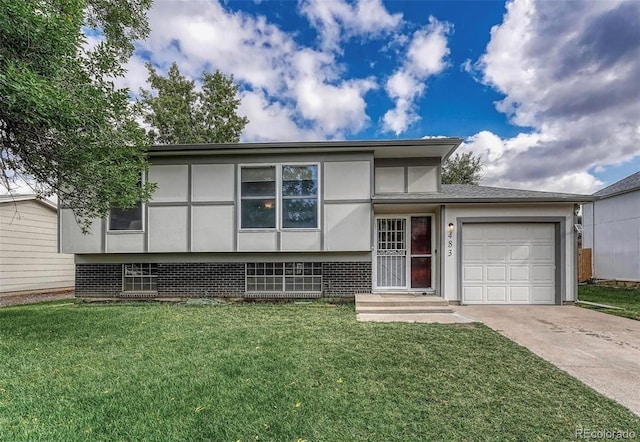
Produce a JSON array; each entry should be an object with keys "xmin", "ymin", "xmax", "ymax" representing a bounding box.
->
[
  {"xmin": 62, "ymin": 152, "xmax": 376, "ymax": 255},
  {"xmin": 191, "ymin": 205, "xmax": 234, "ymax": 251},
  {"xmin": 148, "ymin": 164, "xmax": 189, "ymax": 202},
  {"xmin": 148, "ymin": 206, "xmax": 189, "ymax": 252},
  {"xmin": 60, "ymin": 208, "xmax": 102, "ymax": 253}
]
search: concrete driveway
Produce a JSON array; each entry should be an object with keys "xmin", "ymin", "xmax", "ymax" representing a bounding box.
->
[{"xmin": 456, "ymin": 305, "xmax": 640, "ymax": 416}]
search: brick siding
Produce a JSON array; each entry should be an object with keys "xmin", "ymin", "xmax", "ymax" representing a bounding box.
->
[
  {"xmin": 75, "ymin": 264, "xmax": 122, "ymax": 297},
  {"xmin": 156, "ymin": 263, "xmax": 245, "ymax": 297},
  {"xmin": 322, "ymin": 262, "xmax": 372, "ymax": 297},
  {"xmin": 75, "ymin": 261, "xmax": 372, "ymax": 299}
]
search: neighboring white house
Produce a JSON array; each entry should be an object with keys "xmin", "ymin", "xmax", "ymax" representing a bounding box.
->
[
  {"xmin": 60, "ymin": 139, "xmax": 591, "ymax": 304},
  {"xmin": 582, "ymin": 171, "xmax": 640, "ymax": 282},
  {"xmin": 0, "ymin": 195, "xmax": 75, "ymax": 294}
]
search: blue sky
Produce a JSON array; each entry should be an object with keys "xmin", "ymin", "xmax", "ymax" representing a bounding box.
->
[{"xmin": 105, "ymin": 0, "xmax": 640, "ymax": 194}]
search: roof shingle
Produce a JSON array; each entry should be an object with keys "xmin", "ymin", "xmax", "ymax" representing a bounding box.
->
[
  {"xmin": 593, "ymin": 171, "xmax": 640, "ymax": 198},
  {"xmin": 373, "ymin": 184, "xmax": 592, "ymax": 203}
]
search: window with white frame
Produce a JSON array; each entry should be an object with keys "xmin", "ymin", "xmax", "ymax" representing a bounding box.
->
[
  {"xmin": 282, "ymin": 165, "xmax": 318, "ymax": 228},
  {"xmin": 246, "ymin": 262, "xmax": 322, "ymax": 292},
  {"xmin": 240, "ymin": 164, "xmax": 318, "ymax": 229},
  {"xmin": 240, "ymin": 166, "xmax": 276, "ymax": 228},
  {"xmin": 123, "ymin": 264, "xmax": 158, "ymax": 291}
]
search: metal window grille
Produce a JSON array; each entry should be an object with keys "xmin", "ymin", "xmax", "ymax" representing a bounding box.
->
[{"xmin": 376, "ymin": 218, "xmax": 407, "ymax": 287}]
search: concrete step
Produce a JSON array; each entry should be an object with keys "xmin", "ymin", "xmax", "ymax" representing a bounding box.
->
[
  {"xmin": 357, "ymin": 312, "xmax": 477, "ymax": 324},
  {"xmin": 356, "ymin": 298, "xmax": 450, "ymax": 307},
  {"xmin": 357, "ymin": 306, "xmax": 454, "ymax": 314},
  {"xmin": 355, "ymin": 293, "xmax": 453, "ymax": 314}
]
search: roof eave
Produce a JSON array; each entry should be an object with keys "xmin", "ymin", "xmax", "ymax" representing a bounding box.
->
[
  {"xmin": 372, "ymin": 197, "xmax": 593, "ymax": 204},
  {"xmin": 148, "ymin": 138, "xmax": 463, "ymax": 159},
  {"xmin": 594, "ymin": 186, "xmax": 640, "ymax": 200}
]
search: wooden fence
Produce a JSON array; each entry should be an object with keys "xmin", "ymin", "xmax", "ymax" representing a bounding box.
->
[{"xmin": 578, "ymin": 248, "xmax": 592, "ymax": 283}]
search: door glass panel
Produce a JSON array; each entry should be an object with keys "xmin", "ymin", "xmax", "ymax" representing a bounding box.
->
[
  {"xmin": 411, "ymin": 217, "xmax": 431, "ymax": 254},
  {"xmin": 411, "ymin": 257, "xmax": 431, "ymax": 288}
]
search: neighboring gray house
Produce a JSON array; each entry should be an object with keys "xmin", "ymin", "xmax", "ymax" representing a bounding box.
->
[
  {"xmin": 582, "ymin": 171, "xmax": 640, "ymax": 282},
  {"xmin": 1, "ymin": 195, "xmax": 75, "ymax": 295},
  {"xmin": 60, "ymin": 139, "xmax": 591, "ymax": 304}
]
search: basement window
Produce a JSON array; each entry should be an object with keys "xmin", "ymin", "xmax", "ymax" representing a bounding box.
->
[
  {"xmin": 123, "ymin": 264, "xmax": 158, "ymax": 292},
  {"xmin": 246, "ymin": 262, "xmax": 322, "ymax": 293}
]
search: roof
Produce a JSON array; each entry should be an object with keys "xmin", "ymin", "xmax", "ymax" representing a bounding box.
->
[
  {"xmin": 593, "ymin": 170, "xmax": 640, "ymax": 198},
  {"xmin": 0, "ymin": 194, "xmax": 57, "ymax": 211},
  {"xmin": 149, "ymin": 138, "xmax": 463, "ymax": 160},
  {"xmin": 373, "ymin": 184, "xmax": 593, "ymax": 204}
]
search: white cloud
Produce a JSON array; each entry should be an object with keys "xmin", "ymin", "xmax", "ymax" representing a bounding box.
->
[
  {"xmin": 406, "ymin": 22, "xmax": 450, "ymax": 77},
  {"xmin": 460, "ymin": 131, "xmax": 602, "ymax": 194},
  {"xmin": 114, "ymin": 0, "xmax": 382, "ymax": 141},
  {"xmin": 383, "ymin": 17, "xmax": 451, "ymax": 134},
  {"xmin": 299, "ymin": 0, "xmax": 402, "ymax": 51},
  {"xmin": 238, "ymin": 90, "xmax": 323, "ymax": 142},
  {"xmin": 468, "ymin": 0, "xmax": 640, "ymax": 194}
]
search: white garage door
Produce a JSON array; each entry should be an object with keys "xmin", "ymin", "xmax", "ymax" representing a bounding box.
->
[{"xmin": 462, "ymin": 223, "xmax": 556, "ymax": 304}]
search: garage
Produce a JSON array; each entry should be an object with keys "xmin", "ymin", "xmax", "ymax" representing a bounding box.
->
[{"xmin": 461, "ymin": 223, "xmax": 557, "ymax": 304}]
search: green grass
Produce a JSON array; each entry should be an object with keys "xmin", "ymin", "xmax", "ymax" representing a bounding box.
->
[
  {"xmin": 1, "ymin": 301, "xmax": 638, "ymax": 441},
  {"xmin": 578, "ymin": 285, "xmax": 640, "ymax": 320}
]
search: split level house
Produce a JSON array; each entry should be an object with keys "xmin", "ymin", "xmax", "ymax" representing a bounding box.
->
[{"xmin": 60, "ymin": 139, "xmax": 592, "ymax": 304}]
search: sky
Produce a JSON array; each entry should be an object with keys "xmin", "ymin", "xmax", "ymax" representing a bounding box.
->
[{"xmin": 6, "ymin": 0, "xmax": 640, "ymax": 196}]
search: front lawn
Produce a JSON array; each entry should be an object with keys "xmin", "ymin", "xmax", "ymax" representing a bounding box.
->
[
  {"xmin": 0, "ymin": 301, "xmax": 638, "ymax": 441},
  {"xmin": 578, "ymin": 285, "xmax": 640, "ymax": 320}
]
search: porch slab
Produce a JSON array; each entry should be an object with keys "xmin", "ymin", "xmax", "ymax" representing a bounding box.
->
[
  {"xmin": 355, "ymin": 293, "xmax": 476, "ymax": 323},
  {"xmin": 357, "ymin": 312, "xmax": 479, "ymax": 323}
]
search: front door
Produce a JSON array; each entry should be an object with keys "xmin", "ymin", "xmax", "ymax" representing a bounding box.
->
[{"xmin": 375, "ymin": 216, "xmax": 433, "ymax": 291}]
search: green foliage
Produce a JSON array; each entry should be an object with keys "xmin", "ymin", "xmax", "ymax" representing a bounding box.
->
[
  {"xmin": 0, "ymin": 0, "xmax": 154, "ymax": 231},
  {"xmin": 578, "ymin": 285, "xmax": 640, "ymax": 320},
  {"xmin": 136, "ymin": 62, "xmax": 249, "ymax": 144},
  {"xmin": 0, "ymin": 302, "xmax": 638, "ymax": 440},
  {"xmin": 442, "ymin": 151, "xmax": 484, "ymax": 185}
]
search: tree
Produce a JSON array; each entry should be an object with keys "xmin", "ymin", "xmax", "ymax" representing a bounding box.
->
[
  {"xmin": 136, "ymin": 62, "xmax": 249, "ymax": 145},
  {"xmin": 0, "ymin": 0, "xmax": 155, "ymax": 231},
  {"xmin": 441, "ymin": 152, "xmax": 483, "ymax": 185}
]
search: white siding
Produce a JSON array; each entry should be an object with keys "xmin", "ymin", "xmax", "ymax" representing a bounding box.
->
[
  {"xmin": 0, "ymin": 200, "xmax": 74, "ymax": 293},
  {"xmin": 582, "ymin": 202, "xmax": 594, "ymax": 249},
  {"xmin": 590, "ymin": 192, "xmax": 640, "ymax": 281}
]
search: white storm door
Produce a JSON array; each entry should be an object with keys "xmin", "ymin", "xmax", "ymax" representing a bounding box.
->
[{"xmin": 376, "ymin": 218, "xmax": 407, "ymax": 289}]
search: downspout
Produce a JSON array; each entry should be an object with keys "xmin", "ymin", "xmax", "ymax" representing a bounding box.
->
[
  {"xmin": 439, "ymin": 204, "xmax": 445, "ymax": 299},
  {"xmin": 573, "ymin": 204, "xmax": 579, "ymax": 304}
]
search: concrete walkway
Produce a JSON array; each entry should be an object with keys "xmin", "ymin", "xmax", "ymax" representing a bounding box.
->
[{"xmin": 457, "ymin": 305, "xmax": 640, "ymax": 416}]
